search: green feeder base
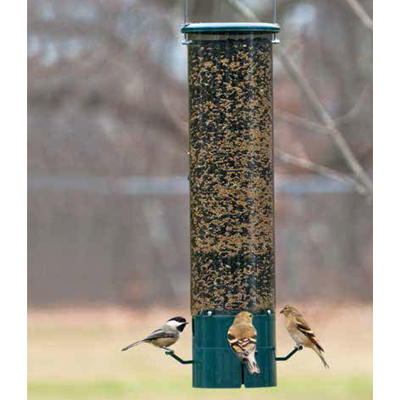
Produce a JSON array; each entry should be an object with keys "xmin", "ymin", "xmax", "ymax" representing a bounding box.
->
[{"xmin": 192, "ymin": 313, "xmax": 276, "ymax": 388}]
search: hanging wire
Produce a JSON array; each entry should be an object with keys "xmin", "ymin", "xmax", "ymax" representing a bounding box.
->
[
  {"xmin": 182, "ymin": 0, "xmax": 191, "ymax": 45},
  {"xmin": 184, "ymin": 0, "xmax": 188, "ymax": 26},
  {"xmin": 272, "ymin": 0, "xmax": 280, "ymax": 44},
  {"xmin": 273, "ymin": 0, "xmax": 277, "ymax": 23},
  {"xmin": 182, "ymin": 0, "xmax": 279, "ymax": 44},
  {"xmin": 184, "ymin": 0, "xmax": 278, "ymax": 25}
]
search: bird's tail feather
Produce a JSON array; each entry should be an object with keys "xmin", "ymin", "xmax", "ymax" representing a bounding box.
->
[
  {"xmin": 313, "ymin": 347, "xmax": 329, "ymax": 369},
  {"xmin": 245, "ymin": 353, "xmax": 260, "ymax": 374},
  {"xmin": 121, "ymin": 340, "xmax": 144, "ymax": 352}
]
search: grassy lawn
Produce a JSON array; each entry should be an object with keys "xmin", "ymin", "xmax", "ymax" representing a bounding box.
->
[
  {"xmin": 28, "ymin": 376, "xmax": 372, "ymax": 400},
  {"xmin": 28, "ymin": 304, "xmax": 372, "ymax": 400}
]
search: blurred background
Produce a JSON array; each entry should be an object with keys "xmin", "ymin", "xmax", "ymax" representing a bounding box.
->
[{"xmin": 28, "ymin": 1, "xmax": 373, "ymax": 399}]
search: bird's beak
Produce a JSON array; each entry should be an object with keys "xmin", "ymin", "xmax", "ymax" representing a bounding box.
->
[
  {"xmin": 280, "ymin": 309, "xmax": 284, "ymax": 314},
  {"xmin": 184, "ymin": 322, "xmax": 189, "ymax": 325}
]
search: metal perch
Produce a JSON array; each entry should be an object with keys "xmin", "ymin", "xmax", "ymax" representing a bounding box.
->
[
  {"xmin": 165, "ymin": 346, "xmax": 303, "ymax": 365},
  {"xmin": 165, "ymin": 349, "xmax": 194, "ymax": 365},
  {"xmin": 276, "ymin": 346, "xmax": 303, "ymax": 361}
]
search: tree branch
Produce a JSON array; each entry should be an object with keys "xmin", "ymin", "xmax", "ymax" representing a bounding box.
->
[
  {"xmin": 278, "ymin": 86, "xmax": 369, "ymax": 132},
  {"xmin": 276, "ymin": 111, "xmax": 335, "ymax": 135},
  {"xmin": 225, "ymin": 0, "xmax": 373, "ymax": 196},
  {"xmin": 226, "ymin": 0, "xmax": 259, "ymax": 21},
  {"xmin": 276, "ymin": 46, "xmax": 373, "ymax": 194},
  {"xmin": 343, "ymin": 0, "xmax": 373, "ymax": 31},
  {"xmin": 334, "ymin": 85, "xmax": 370, "ymax": 126},
  {"xmin": 276, "ymin": 149, "xmax": 368, "ymax": 196}
]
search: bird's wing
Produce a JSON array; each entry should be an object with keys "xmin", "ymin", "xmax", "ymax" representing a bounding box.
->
[
  {"xmin": 144, "ymin": 329, "xmax": 177, "ymax": 342},
  {"xmin": 228, "ymin": 325, "xmax": 257, "ymax": 356},
  {"xmin": 294, "ymin": 316, "xmax": 324, "ymax": 353}
]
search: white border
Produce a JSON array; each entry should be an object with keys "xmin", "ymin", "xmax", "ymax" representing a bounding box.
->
[{"xmin": 374, "ymin": 0, "xmax": 400, "ymax": 398}]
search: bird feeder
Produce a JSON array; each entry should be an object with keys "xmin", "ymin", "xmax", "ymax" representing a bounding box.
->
[{"xmin": 166, "ymin": 0, "xmax": 302, "ymax": 388}]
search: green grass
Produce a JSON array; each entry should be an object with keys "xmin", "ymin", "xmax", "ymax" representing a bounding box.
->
[
  {"xmin": 28, "ymin": 376, "xmax": 372, "ymax": 400},
  {"xmin": 28, "ymin": 306, "xmax": 372, "ymax": 400}
]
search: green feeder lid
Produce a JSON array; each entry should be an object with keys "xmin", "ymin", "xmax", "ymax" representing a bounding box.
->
[{"xmin": 181, "ymin": 22, "xmax": 280, "ymax": 34}]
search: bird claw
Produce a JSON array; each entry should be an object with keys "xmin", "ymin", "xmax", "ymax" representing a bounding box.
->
[{"xmin": 164, "ymin": 348, "xmax": 174, "ymax": 354}]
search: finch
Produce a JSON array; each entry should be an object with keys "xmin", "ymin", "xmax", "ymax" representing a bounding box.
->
[
  {"xmin": 121, "ymin": 316, "xmax": 188, "ymax": 351},
  {"xmin": 227, "ymin": 311, "xmax": 261, "ymax": 374},
  {"xmin": 280, "ymin": 305, "xmax": 329, "ymax": 369}
]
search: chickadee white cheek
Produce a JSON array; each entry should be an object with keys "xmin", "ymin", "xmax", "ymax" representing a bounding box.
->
[{"xmin": 167, "ymin": 320, "xmax": 181, "ymax": 328}]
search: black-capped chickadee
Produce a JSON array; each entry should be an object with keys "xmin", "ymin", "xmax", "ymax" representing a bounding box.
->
[
  {"xmin": 121, "ymin": 316, "xmax": 188, "ymax": 351},
  {"xmin": 227, "ymin": 311, "xmax": 260, "ymax": 374}
]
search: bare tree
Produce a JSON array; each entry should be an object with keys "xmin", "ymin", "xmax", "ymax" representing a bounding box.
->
[
  {"xmin": 226, "ymin": 0, "xmax": 372, "ymax": 199},
  {"xmin": 28, "ymin": 0, "xmax": 373, "ymax": 306}
]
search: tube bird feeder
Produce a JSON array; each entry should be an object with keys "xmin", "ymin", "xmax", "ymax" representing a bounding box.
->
[{"xmin": 175, "ymin": 0, "xmax": 291, "ymax": 389}]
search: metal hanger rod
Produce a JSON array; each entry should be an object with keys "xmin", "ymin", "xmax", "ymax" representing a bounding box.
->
[
  {"xmin": 184, "ymin": 0, "xmax": 189, "ymax": 25},
  {"xmin": 183, "ymin": 0, "xmax": 278, "ymax": 25},
  {"xmin": 273, "ymin": 0, "xmax": 277, "ymax": 23}
]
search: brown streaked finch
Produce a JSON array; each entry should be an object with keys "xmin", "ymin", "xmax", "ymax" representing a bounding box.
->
[
  {"xmin": 280, "ymin": 305, "xmax": 329, "ymax": 369},
  {"xmin": 227, "ymin": 311, "xmax": 261, "ymax": 374}
]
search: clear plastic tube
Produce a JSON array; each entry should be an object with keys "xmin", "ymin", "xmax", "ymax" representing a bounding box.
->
[{"xmin": 188, "ymin": 31, "xmax": 275, "ymax": 315}]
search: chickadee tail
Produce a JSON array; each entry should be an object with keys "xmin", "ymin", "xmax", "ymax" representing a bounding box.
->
[
  {"xmin": 121, "ymin": 340, "xmax": 144, "ymax": 352},
  {"xmin": 313, "ymin": 347, "xmax": 330, "ymax": 369},
  {"xmin": 245, "ymin": 353, "xmax": 260, "ymax": 375}
]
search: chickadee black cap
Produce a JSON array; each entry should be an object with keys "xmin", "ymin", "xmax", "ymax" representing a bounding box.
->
[
  {"xmin": 167, "ymin": 316, "xmax": 188, "ymax": 332},
  {"xmin": 168, "ymin": 316, "xmax": 188, "ymax": 324}
]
